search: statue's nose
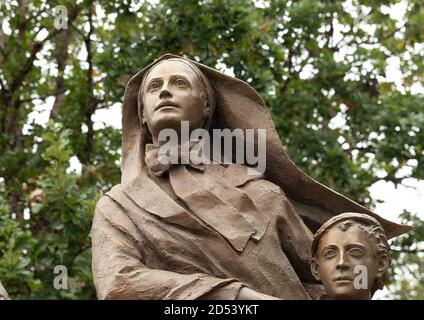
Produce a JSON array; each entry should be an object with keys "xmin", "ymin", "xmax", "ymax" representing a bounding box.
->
[
  {"xmin": 159, "ymin": 88, "xmax": 172, "ymax": 99},
  {"xmin": 336, "ymin": 251, "xmax": 349, "ymax": 270}
]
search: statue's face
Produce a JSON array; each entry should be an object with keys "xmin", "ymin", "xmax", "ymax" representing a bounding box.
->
[
  {"xmin": 314, "ymin": 224, "xmax": 378, "ymax": 300},
  {"xmin": 142, "ymin": 60, "xmax": 207, "ymax": 142}
]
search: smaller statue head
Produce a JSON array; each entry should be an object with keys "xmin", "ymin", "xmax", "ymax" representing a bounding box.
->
[
  {"xmin": 311, "ymin": 212, "xmax": 391, "ymax": 300},
  {"xmin": 138, "ymin": 58, "xmax": 216, "ymax": 145}
]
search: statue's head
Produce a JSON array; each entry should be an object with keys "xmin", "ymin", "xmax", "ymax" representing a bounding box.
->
[
  {"xmin": 311, "ymin": 212, "xmax": 391, "ymax": 300},
  {"xmin": 138, "ymin": 58, "xmax": 216, "ymax": 144}
]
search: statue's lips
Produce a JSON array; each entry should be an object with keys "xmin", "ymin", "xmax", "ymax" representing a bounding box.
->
[
  {"xmin": 333, "ymin": 276, "xmax": 353, "ymax": 283},
  {"xmin": 155, "ymin": 101, "xmax": 180, "ymax": 111}
]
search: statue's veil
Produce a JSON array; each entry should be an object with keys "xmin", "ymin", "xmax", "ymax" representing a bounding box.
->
[{"xmin": 121, "ymin": 53, "xmax": 410, "ymax": 239}]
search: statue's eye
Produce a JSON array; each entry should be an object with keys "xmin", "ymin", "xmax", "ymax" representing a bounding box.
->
[
  {"xmin": 323, "ymin": 249, "xmax": 337, "ymax": 259},
  {"xmin": 148, "ymin": 81, "xmax": 160, "ymax": 92},
  {"xmin": 174, "ymin": 78, "xmax": 188, "ymax": 87},
  {"xmin": 348, "ymin": 248, "xmax": 365, "ymax": 257}
]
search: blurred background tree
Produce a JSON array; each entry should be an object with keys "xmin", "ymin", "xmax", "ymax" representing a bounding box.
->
[{"xmin": 0, "ymin": 0, "xmax": 422, "ymax": 299}]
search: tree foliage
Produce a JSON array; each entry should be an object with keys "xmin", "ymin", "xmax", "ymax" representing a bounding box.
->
[{"xmin": 0, "ymin": 0, "xmax": 423, "ymax": 299}]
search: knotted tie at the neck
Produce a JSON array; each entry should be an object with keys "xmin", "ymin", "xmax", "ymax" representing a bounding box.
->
[
  {"xmin": 144, "ymin": 142, "xmax": 270, "ymax": 252},
  {"xmin": 144, "ymin": 140, "xmax": 205, "ymax": 177}
]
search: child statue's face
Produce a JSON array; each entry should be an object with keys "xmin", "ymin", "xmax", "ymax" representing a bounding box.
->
[{"xmin": 313, "ymin": 223, "xmax": 378, "ymax": 300}]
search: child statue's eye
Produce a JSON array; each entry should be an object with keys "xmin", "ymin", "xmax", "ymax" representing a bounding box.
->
[
  {"xmin": 323, "ymin": 249, "xmax": 337, "ymax": 259},
  {"xmin": 348, "ymin": 248, "xmax": 365, "ymax": 257}
]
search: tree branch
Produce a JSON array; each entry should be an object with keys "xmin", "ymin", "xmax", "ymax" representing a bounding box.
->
[
  {"xmin": 83, "ymin": 2, "xmax": 97, "ymax": 161},
  {"xmin": 50, "ymin": 25, "xmax": 73, "ymax": 119},
  {"xmin": 391, "ymin": 249, "xmax": 424, "ymax": 254},
  {"xmin": 278, "ymin": 48, "xmax": 294, "ymax": 96},
  {"xmin": 21, "ymin": 89, "xmax": 67, "ymax": 103},
  {"xmin": 8, "ymin": 6, "xmax": 81, "ymax": 95}
]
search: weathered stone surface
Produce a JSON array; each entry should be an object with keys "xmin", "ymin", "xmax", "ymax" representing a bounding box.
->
[{"xmin": 0, "ymin": 281, "xmax": 10, "ymax": 300}]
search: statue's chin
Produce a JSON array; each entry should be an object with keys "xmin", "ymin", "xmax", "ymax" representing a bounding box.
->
[
  {"xmin": 329, "ymin": 287, "xmax": 369, "ymax": 300},
  {"xmin": 150, "ymin": 112, "xmax": 204, "ymax": 139},
  {"xmin": 151, "ymin": 113, "xmax": 184, "ymax": 132}
]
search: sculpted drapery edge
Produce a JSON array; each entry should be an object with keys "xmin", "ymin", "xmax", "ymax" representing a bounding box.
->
[{"xmin": 120, "ymin": 53, "xmax": 409, "ymax": 239}]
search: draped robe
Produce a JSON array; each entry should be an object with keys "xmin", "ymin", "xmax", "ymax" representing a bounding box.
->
[{"xmin": 92, "ymin": 163, "xmax": 321, "ymax": 299}]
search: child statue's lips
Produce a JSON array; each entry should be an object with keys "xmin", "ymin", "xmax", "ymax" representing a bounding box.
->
[{"xmin": 333, "ymin": 276, "xmax": 353, "ymax": 282}]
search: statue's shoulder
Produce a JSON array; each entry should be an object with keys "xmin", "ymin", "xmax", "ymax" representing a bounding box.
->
[
  {"xmin": 96, "ymin": 184, "xmax": 125, "ymax": 211},
  {"xmin": 92, "ymin": 184, "xmax": 140, "ymax": 233},
  {"xmin": 93, "ymin": 184, "xmax": 133, "ymax": 227}
]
